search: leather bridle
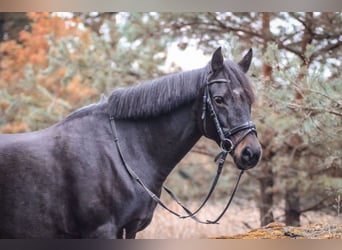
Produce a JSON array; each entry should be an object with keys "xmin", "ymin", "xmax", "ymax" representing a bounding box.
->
[
  {"xmin": 201, "ymin": 78, "xmax": 257, "ymax": 154},
  {"xmin": 108, "ymin": 75, "xmax": 259, "ymax": 225}
]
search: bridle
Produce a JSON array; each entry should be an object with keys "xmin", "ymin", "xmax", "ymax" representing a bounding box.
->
[
  {"xmin": 201, "ymin": 77, "xmax": 257, "ymax": 154},
  {"xmin": 108, "ymin": 74, "xmax": 258, "ymax": 225}
]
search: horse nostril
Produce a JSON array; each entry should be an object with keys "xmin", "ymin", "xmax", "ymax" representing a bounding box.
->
[
  {"xmin": 235, "ymin": 146, "xmax": 261, "ymax": 170},
  {"xmin": 242, "ymin": 147, "xmax": 253, "ymax": 162}
]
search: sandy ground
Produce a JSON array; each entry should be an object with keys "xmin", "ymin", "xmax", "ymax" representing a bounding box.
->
[{"xmin": 136, "ymin": 200, "xmax": 342, "ymax": 239}]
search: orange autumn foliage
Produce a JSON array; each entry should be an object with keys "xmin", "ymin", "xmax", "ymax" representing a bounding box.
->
[
  {"xmin": 0, "ymin": 12, "xmax": 98, "ymax": 133},
  {"xmin": 0, "ymin": 121, "xmax": 29, "ymax": 134},
  {"xmin": 0, "ymin": 12, "xmax": 85, "ymax": 84},
  {"xmin": 65, "ymin": 75, "xmax": 97, "ymax": 104}
]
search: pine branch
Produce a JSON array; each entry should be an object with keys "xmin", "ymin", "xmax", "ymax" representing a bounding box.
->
[
  {"xmin": 310, "ymin": 40, "xmax": 342, "ymax": 62},
  {"xmin": 299, "ymin": 196, "xmax": 332, "ymax": 214},
  {"xmin": 287, "ymin": 103, "xmax": 342, "ymax": 117},
  {"xmin": 272, "ymin": 196, "xmax": 333, "ymax": 222},
  {"xmin": 207, "ymin": 12, "xmax": 264, "ymax": 40}
]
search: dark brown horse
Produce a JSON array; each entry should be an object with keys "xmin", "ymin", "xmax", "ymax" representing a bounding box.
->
[{"xmin": 0, "ymin": 47, "xmax": 261, "ymax": 238}]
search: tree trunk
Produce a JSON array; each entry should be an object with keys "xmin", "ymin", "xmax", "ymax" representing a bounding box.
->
[
  {"xmin": 258, "ymin": 162, "xmax": 274, "ymax": 226},
  {"xmin": 285, "ymin": 184, "xmax": 301, "ymax": 226},
  {"xmin": 283, "ymin": 13, "xmax": 314, "ymax": 226},
  {"xmin": 284, "ymin": 141, "xmax": 303, "ymax": 226},
  {"xmin": 257, "ymin": 12, "xmax": 275, "ymax": 227},
  {"xmin": 261, "ymin": 13, "xmax": 273, "ymax": 82}
]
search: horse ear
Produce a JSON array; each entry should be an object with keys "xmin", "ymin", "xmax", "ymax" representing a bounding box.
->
[
  {"xmin": 211, "ymin": 47, "xmax": 224, "ymax": 72},
  {"xmin": 238, "ymin": 48, "xmax": 253, "ymax": 73}
]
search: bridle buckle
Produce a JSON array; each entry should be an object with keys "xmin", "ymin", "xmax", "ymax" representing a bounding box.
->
[{"xmin": 220, "ymin": 138, "xmax": 234, "ymax": 152}]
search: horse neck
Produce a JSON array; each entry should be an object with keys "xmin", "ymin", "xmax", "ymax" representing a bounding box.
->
[{"xmin": 115, "ymin": 102, "xmax": 202, "ymax": 190}]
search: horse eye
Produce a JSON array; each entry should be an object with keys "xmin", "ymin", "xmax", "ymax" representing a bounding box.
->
[{"xmin": 214, "ymin": 96, "xmax": 224, "ymax": 105}]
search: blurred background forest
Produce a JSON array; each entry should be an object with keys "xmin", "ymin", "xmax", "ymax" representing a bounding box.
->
[{"xmin": 0, "ymin": 12, "xmax": 341, "ymax": 238}]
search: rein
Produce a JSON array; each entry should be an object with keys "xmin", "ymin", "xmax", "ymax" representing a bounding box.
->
[{"xmin": 108, "ymin": 77, "xmax": 257, "ymax": 225}]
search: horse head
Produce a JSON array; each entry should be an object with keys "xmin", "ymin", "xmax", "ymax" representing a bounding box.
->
[{"xmin": 200, "ymin": 47, "xmax": 262, "ymax": 170}]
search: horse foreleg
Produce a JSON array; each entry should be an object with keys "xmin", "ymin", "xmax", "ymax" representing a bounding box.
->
[
  {"xmin": 117, "ymin": 228, "xmax": 124, "ymax": 239},
  {"xmin": 86, "ymin": 222, "xmax": 118, "ymax": 239},
  {"xmin": 123, "ymin": 220, "xmax": 142, "ymax": 239}
]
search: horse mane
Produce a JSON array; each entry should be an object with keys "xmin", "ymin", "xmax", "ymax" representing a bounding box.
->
[
  {"xmin": 108, "ymin": 60, "xmax": 254, "ymax": 120},
  {"xmin": 108, "ymin": 68, "xmax": 207, "ymax": 119}
]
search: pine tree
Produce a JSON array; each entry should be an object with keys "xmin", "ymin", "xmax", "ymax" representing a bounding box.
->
[
  {"xmin": 0, "ymin": 12, "xmax": 169, "ymax": 133},
  {"xmin": 128, "ymin": 12, "xmax": 342, "ymax": 226}
]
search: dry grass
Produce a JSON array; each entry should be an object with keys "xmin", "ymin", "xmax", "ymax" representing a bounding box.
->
[
  {"xmin": 136, "ymin": 138, "xmax": 342, "ymax": 239},
  {"xmin": 214, "ymin": 222, "xmax": 342, "ymax": 239},
  {"xmin": 136, "ymin": 200, "xmax": 342, "ymax": 239}
]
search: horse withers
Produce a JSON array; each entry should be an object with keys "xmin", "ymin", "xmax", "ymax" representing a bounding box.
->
[{"xmin": 0, "ymin": 47, "xmax": 261, "ymax": 238}]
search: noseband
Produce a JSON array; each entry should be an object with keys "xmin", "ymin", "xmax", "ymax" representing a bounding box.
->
[{"xmin": 201, "ymin": 78, "xmax": 257, "ymax": 153}]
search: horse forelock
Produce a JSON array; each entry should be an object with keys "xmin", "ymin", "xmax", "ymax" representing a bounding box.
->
[{"xmin": 224, "ymin": 60, "xmax": 255, "ymax": 104}]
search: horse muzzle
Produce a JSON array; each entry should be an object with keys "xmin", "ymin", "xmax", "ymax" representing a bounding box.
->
[{"xmin": 233, "ymin": 134, "xmax": 262, "ymax": 170}]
